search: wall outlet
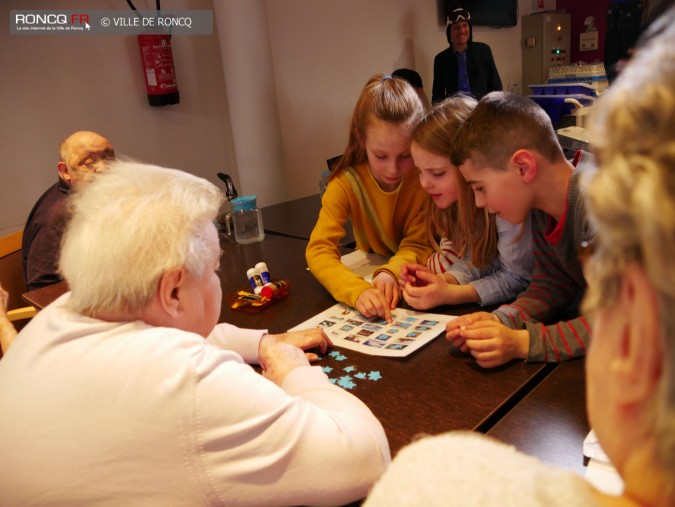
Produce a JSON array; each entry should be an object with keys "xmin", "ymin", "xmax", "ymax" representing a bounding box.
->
[{"xmin": 580, "ymin": 31, "xmax": 598, "ymax": 51}]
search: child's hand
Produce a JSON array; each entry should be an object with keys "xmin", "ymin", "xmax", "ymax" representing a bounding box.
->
[
  {"xmin": 448, "ymin": 318, "xmax": 529, "ymax": 368},
  {"xmin": 401, "ymin": 270, "xmax": 448, "ymax": 310},
  {"xmin": 398, "ymin": 263, "xmax": 430, "ymax": 288},
  {"xmin": 372, "ymin": 272, "xmax": 400, "ymax": 310},
  {"xmin": 446, "ymin": 312, "xmax": 499, "ymax": 352},
  {"xmin": 356, "ymin": 287, "xmax": 392, "ymax": 322},
  {"xmin": 403, "ymin": 270, "xmax": 481, "ymax": 310},
  {"xmin": 400, "ymin": 263, "xmax": 460, "ymax": 289}
]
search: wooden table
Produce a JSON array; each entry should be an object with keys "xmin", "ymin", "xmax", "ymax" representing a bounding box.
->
[
  {"xmin": 261, "ymin": 194, "xmax": 354, "ymax": 245},
  {"xmin": 22, "ymin": 228, "xmax": 588, "ymax": 464},
  {"xmin": 486, "ymin": 359, "xmax": 589, "ymax": 474},
  {"xmin": 261, "ymin": 195, "xmax": 322, "ymax": 241},
  {"xmin": 22, "ymin": 281, "xmax": 68, "ymax": 309},
  {"xmin": 217, "ymin": 233, "xmax": 335, "ymax": 331},
  {"xmin": 217, "ymin": 233, "xmax": 556, "ymax": 456}
]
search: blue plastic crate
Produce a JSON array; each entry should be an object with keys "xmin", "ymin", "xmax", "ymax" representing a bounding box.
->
[
  {"xmin": 528, "ymin": 95, "xmax": 595, "ymax": 125},
  {"xmin": 553, "ymin": 83, "xmax": 596, "ymax": 96},
  {"xmin": 528, "ymin": 84, "xmax": 557, "ymax": 95},
  {"xmin": 529, "ymin": 82, "xmax": 596, "ymax": 97}
]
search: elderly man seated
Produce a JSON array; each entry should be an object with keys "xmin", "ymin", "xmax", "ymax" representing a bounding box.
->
[
  {"xmin": 22, "ymin": 130, "xmax": 115, "ymax": 290},
  {"xmin": 0, "ymin": 160, "xmax": 389, "ymax": 506}
]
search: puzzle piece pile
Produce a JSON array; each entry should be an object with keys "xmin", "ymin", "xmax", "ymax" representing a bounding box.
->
[{"xmin": 320, "ymin": 350, "xmax": 382, "ymax": 390}]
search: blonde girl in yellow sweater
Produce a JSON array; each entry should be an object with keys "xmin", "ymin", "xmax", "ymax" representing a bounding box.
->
[{"xmin": 306, "ymin": 74, "xmax": 431, "ymax": 322}]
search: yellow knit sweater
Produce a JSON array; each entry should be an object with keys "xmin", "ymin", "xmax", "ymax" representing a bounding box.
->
[{"xmin": 306, "ymin": 162, "xmax": 431, "ymax": 307}]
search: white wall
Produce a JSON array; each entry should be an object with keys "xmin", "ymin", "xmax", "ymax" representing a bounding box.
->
[
  {"xmin": 265, "ymin": 0, "xmax": 534, "ymax": 200},
  {"xmin": 213, "ymin": 0, "xmax": 288, "ymax": 206},
  {"xmin": 1, "ymin": 0, "xmax": 532, "ymax": 235},
  {"xmin": 0, "ymin": 0, "xmax": 235, "ymax": 236}
]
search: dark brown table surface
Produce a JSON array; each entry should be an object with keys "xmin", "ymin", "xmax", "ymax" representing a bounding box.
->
[
  {"xmin": 486, "ymin": 358, "xmax": 589, "ymax": 474},
  {"xmin": 261, "ymin": 194, "xmax": 354, "ymax": 245},
  {"xmin": 261, "ymin": 194, "xmax": 322, "ymax": 241},
  {"xmin": 22, "ymin": 231, "xmax": 587, "ymax": 464},
  {"xmin": 217, "ymin": 233, "xmax": 557, "ymax": 457},
  {"xmin": 22, "ymin": 281, "xmax": 68, "ymax": 309}
]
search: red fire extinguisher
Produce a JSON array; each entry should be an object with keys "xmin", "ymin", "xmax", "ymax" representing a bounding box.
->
[{"xmin": 137, "ymin": 33, "xmax": 180, "ymax": 106}]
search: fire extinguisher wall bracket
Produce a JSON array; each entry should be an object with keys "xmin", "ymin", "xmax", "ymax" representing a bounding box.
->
[{"xmin": 137, "ymin": 33, "xmax": 180, "ymax": 106}]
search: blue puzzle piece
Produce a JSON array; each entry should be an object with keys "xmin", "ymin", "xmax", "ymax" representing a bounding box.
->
[
  {"xmin": 337, "ymin": 376, "xmax": 356, "ymax": 389},
  {"xmin": 354, "ymin": 372, "xmax": 367, "ymax": 379},
  {"xmin": 329, "ymin": 378, "xmax": 337, "ymax": 384},
  {"xmin": 368, "ymin": 371, "xmax": 382, "ymax": 381},
  {"xmin": 343, "ymin": 365, "xmax": 355, "ymax": 372},
  {"xmin": 322, "ymin": 366, "xmax": 333, "ymax": 373},
  {"xmin": 335, "ymin": 354, "xmax": 347, "ymax": 361},
  {"xmin": 329, "ymin": 351, "xmax": 341, "ymax": 358}
]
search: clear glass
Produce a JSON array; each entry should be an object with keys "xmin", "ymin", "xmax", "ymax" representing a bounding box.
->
[
  {"xmin": 218, "ymin": 201, "xmax": 234, "ymax": 237},
  {"xmin": 224, "ymin": 211, "xmax": 233, "ymax": 236},
  {"xmin": 233, "ymin": 208, "xmax": 265, "ymax": 244}
]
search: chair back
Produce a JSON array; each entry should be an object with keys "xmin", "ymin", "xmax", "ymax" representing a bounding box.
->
[
  {"xmin": 326, "ymin": 155, "xmax": 343, "ymax": 171},
  {"xmin": 0, "ymin": 230, "xmax": 27, "ymax": 312}
]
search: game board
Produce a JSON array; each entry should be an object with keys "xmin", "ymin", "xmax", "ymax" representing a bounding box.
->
[{"xmin": 291, "ymin": 303, "xmax": 456, "ymax": 357}]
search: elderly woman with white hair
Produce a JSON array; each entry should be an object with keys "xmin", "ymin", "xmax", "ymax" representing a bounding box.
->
[
  {"xmin": 0, "ymin": 160, "xmax": 390, "ymax": 506},
  {"xmin": 365, "ymin": 7, "xmax": 675, "ymax": 507}
]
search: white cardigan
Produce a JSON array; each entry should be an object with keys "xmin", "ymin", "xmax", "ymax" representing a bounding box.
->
[
  {"xmin": 365, "ymin": 432, "xmax": 598, "ymax": 507},
  {"xmin": 0, "ymin": 293, "xmax": 389, "ymax": 506}
]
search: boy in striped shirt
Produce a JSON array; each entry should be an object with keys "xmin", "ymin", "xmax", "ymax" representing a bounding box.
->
[{"xmin": 446, "ymin": 92, "xmax": 595, "ymax": 368}]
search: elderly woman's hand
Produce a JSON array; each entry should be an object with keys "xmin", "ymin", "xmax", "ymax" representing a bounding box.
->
[{"xmin": 257, "ymin": 328, "xmax": 333, "ymax": 385}]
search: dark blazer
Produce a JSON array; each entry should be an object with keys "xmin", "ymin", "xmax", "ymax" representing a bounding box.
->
[{"xmin": 432, "ymin": 41, "xmax": 502, "ymax": 103}]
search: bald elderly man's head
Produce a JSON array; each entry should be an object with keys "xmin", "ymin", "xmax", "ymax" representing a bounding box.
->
[{"xmin": 57, "ymin": 131, "xmax": 115, "ymax": 188}]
